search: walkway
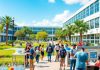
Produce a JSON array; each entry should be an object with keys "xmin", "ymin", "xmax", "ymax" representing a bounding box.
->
[{"xmin": 25, "ymin": 56, "xmax": 70, "ymax": 70}]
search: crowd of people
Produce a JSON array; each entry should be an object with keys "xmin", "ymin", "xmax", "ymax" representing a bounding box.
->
[{"xmin": 24, "ymin": 42, "xmax": 100, "ymax": 70}]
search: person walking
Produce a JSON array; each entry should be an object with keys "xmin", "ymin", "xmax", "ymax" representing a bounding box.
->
[
  {"xmin": 64, "ymin": 44, "xmax": 71, "ymax": 67},
  {"xmin": 95, "ymin": 54, "xmax": 100, "ymax": 70},
  {"xmin": 35, "ymin": 47, "xmax": 40, "ymax": 63},
  {"xmin": 55, "ymin": 44, "xmax": 60, "ymax": 62},
  {"xmin": 46, "ymin": 43, "xmax": 53, "ymax": 62},
  {"xmin": 29, "ymin": 44, "xmax": 35, "ymax": 70},
  {"xmin": 25, "ymin": 45, "xmax": 30, "ymax": 67},
  {"xmin": 41, "ymin": 45, "xmax": 44, "ymax": 60},
  {"xmin": 59, "ymin": 44, "xmax": 67, "ymax": 70},
  {"xmin": 75, "ymin": 47, "xmax": 88, "ymax": 70},
  {"xmin": 70, "ymin": 44, "xmax": 77, "ymax": 70}
]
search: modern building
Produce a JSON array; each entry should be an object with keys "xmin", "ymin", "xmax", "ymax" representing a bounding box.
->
[
  {"xmin": 64, "ymin": 0, "xmax": 100, "ymax": 45},
  {"xmin": 0, "ymin": 26, "xmax": 60, "ymax": 42}
]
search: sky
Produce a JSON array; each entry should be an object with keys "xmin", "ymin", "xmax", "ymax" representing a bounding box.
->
[{"xmin": 0, "ymin": 0, "xmax": 93, "ymax": 27}]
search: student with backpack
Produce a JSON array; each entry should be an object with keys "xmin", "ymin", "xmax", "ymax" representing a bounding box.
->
[
  {"xmin": 29, "ymin": 44, "xmax": 35, "ymax": 70},
  {"xmin": 59, "ymin": 45, "xmax": 67, "ymax": 70},
  {"xmin": 74, "ymin": 47, "xmax": 88, "ymax": 70},
  {"xmin": 70, "ymin": 44, "xmax": 77, "ymax": 70},
  {"xmin": 46, "ymin": 43, "xmax": 53, "ymax": 62}
]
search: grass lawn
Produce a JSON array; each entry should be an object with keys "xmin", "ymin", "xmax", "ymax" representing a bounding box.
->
[{"xmin": 0, "ymin": 41, "xmax": 49, "ymax": 66}]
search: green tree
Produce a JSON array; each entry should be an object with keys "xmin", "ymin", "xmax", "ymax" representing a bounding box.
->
[
  {"xmin": 64, "ymin": 24, "xmax": 75, "ymax": 42},
  {"xmin": 21, "ymin": 26, "xmax": 33, "ymax": 37},
  {"xmin": 14, "ymin": 30, "xmax": 25, "ymax": 40},
  {"xmin": 0, "ymin": 24, "xmax": 4, "ymax": 33},
  {"xmin": 74, "ymin": 20, "xmax": 89, "ymax": 46},
  {"xmin": 36, "ymin": 31, "xmax": 48, "ymax": 40},
  {"xmin": 55, "ymin": 28, "xmax": 65, "ymax": 40},
  {"xmin": 29, "ymin": 34, "xmax": 35, "ymax": 40},
  {"xmin": 1, "ymin": 16, "xmax": 13, "ymax": 45}
]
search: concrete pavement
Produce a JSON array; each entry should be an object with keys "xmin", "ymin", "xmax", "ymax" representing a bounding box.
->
[{"xmin": 25, "ymin": 56, "xmax": 70, "ymax": 70}]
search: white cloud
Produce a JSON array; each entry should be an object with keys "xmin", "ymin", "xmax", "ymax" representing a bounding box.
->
[
  {"xmin": 33, "ymin": 10, "xmax": 70, "ymax": 27},
  {"xmin": 16, "ymin": 10, "xmax": 71, "ymax": 27},
  {"xmin": 63, "ymin": 0, "xmax": 94, "ymax": 5},
  {"xmin": 53, "ymin": 10, "xmax": 70, "ymax": 23},
  {"xmin": 48, "ymin": 0, "xmax": 55, "ymax": 3}
]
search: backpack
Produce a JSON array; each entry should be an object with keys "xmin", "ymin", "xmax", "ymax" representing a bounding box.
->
[
  {"xmin": 78, "ymin": 52, "xmax": 88, "ymax": 62},
  {"xmin": 47, "ymin": 46, "xmax": 53, "ymax": 53},
  {"xmin": 60, "ymin": 49, "xmax": 66, "ymax": 58}
]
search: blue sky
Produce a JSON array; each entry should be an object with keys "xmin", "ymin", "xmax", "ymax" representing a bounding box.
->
[{"xmin": 0, "ymin": 0, "xmax": 92, "ymax": 27}]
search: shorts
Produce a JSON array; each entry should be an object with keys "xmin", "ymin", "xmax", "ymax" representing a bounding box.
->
[
  {"xmin": 30, "ymin": 56, "xmax": 34, "ymax": 60},
  {"xmin": 60, "ymin": 55, "xmax": 66, "ymax": 59},
  {"xmin": 41, "ymin": 51, "xmax": 44, "ymax": 56},
  {"xmin": 56, "ymin": 50, "xmax": 59, "ymax": 53}
]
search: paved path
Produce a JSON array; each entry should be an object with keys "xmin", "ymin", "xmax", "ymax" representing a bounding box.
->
[{"xmin": 25, "ymin": 56, "xmax": 70, "ymax": 70}]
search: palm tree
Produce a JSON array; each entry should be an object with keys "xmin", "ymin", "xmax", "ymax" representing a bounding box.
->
[
  {"xmin": 0, "ymin": 24, "xmax": 4, "ymax": 33},
  {"xmin": 1, "ymin": 16, "xmax": 13, "ymax": 45},
  {"xmin": 55, "ymin": 28, "xmax": 65, "ymax": 40},
  {"xmin": 21, "ymin": 26, "xmax": 33, "ymax": 39},
  {"xmin": 74, "ymin": 20, "xmax": 89, "ymax": 46},
  {"xmin": 63, "ymin": 24, "xmax": 75, "ymax": 42}
]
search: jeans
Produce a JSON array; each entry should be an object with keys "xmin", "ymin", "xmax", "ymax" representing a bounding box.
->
[
  {"xmin": 70, "ymin": 59, "xmax": 76, "ymax": 70},
  {"xmin": 36, "ymin": 55, "xmax": 40, "ymax": 63},
  {"xmin": 76, "ymin": 68, "xmax": 85, "ymax": 70},
  {"xmin": 48, "ymin": 53, "xmax": 52, "ymax": 62}
]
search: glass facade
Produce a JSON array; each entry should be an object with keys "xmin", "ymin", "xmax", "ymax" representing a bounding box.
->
[
  {"xmin": 0, "ymin": 26, "xmax": 58, "ymax": 42},
  {"xmin": 66, "ymin": 0, "xmax": 99, "ymax": 24},
  {"xmin": 89, "ymin": 17, "xmax": 99, "ymax": 29},
  {"xmin": 66, "ymin": 0, "xmax": 100, "ymax": 45}
]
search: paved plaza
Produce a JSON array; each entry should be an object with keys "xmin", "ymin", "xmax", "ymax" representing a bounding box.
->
[{"xmin": 25, "ymin": 56, "xmax": 70, "ymax": 70}]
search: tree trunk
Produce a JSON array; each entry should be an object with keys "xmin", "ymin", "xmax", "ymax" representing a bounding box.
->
[
  {"xmin": 6, "ymin": 24, "xmax": 8, "ymax": 45},
  {"xmin": 80, "ymin": 33, "xmax": 83, "ymax": 46},
  {"xmin": 68, "ymin": 34, "xmax": 71, "ymax": 42}
]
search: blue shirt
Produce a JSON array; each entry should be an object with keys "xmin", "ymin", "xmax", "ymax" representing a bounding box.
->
[
  {"xmin": 29, "ymin": 48, "xmax": 34, "ymax": 59},
  {"xmin": 75, "ymin": 51, "xmax": 88, "ymax": 68},
  {"xmin": 65, "ymin": 47, "xmax": 71, "ymax": 52}
]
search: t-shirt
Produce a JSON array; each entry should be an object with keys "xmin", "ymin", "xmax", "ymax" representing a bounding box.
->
[
  {"xmin": 55, "ymin": 46, "xmax": 60, "ymax": 51},
  {"xmin": 29, "ymin": 48, "xmax": 34, "ymax": 59},
  {"xmin": 46, "ymin": 46, "xmax": 53, "ymax": 53},
  {"xmin": 70, "ymin": 49, "xmax": 77, "ymax": 59},
  {"xmin": 75, "ymin": 51, "xmax": 88, "ymax": 68},
  {"xmin": 36, "ymin": 50, "xmax": 40, "ymax": 55},
  {"xmin": 60, "ymin": 48, "xmax": 66, "ymax": 58},
  {"xmin": 95, "ymin": 60, "xmax": 100, "ymax": 67}
]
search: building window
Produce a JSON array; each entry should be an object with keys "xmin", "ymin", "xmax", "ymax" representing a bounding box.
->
[
  {"xmin": 95, "ymin": 40, "xmax": 99, "ymax": 44},
  {"xmin": 87, "ymin": 35, "xmax": 90, "ymax": 39},
  {"xmin": 95, "ymin": 17, "xmax": 99, "ymax": 28},
  {"xmin": 95, "ymin": 34, "xmax": 99, "ymax": 39},
  {"xmin": 95, "ymin": 1, "xmax": 99, "ymax": 13},
  {"xmin": 85, "ymin": 7, "xmax": 89, "ymax": 17},
  {"xmin": 91, "ymin": 34, "xmax": 94, "ymax": 39},
  {"xmin": 90, "ymin": 3, "xmax": 95, "ymax": 15},
  {"xmin": 91, "ymin": 40, "xmax": 94, "ymax": 43},
  {"xmin": 90, "ymin": 19, "xmax": 95, "ymax": 29}
]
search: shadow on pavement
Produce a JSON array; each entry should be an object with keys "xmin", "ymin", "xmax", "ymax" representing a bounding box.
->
[{"xmin": 37, "ymin": 65, "xmax": 50, "ymax": 68}]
